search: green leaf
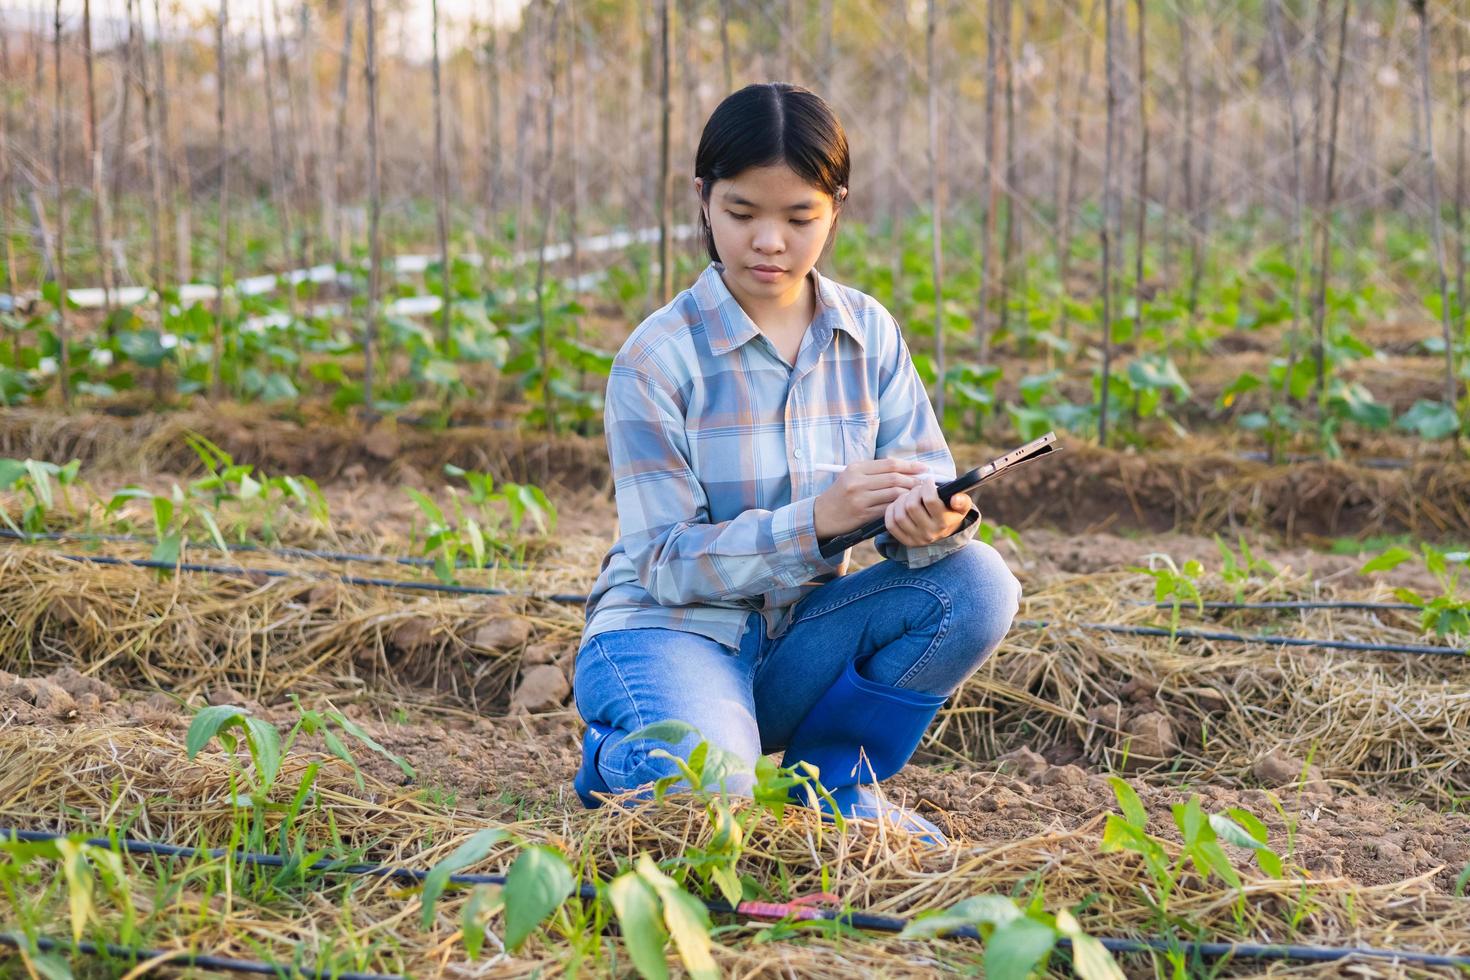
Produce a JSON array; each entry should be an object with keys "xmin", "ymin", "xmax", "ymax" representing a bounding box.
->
[
  {"xmin": 0, "ymin": 458, "xmax": 27, "ymax": 489},
  {"xmin": 242, "ymin": 716, "xmax": 283, "ymax": 788},
  {"xmin": 1208, "ymin": 813, "xmax": 1267, "ymax": 851},
  {"xmin": 1360, "ymin": 547, "xmax": 1414, "ymax": 574},
  {"xmin": 461, "ymin": 885, "xmax": 505, "ymax": 960},
  {"xmin": 609, "ymin": 873, "xmax": 670, "ymax": 980},
  {"xmin": 635, "ymin": 855, "xmax": 717, "ymax": 980},
  {"xmin": 503, "ymin": 846, "xmax": 575, "ymax": 952},
  {"xmin": 1222, "ymin": 807, "xmax": 1270, "ymax": 845},
  {"xmin": 660, "ymin": 888, "xmax": 718, "ymax": 980},
  {"xmin": 901, "ymin": 894, "xmax": 1023, "ymax": 939},
  {"xmin": 329, "ymin": 710, "xmax": 416, "ymax": 779},
  {"xmin": 1055, "ymin": 909, "xmax": 1126, "ymax": 980},
  {"xmin": 420, "ymin": 828, "xmax": 511, "ymax": 928},
  {"xmin": 1107, "ymin": 776, "xmax": 1147, "ymax": 829},
  {"xmin": 186, "ymin": 705, "xmax": 249, "ymax": 759},
  {"xmin": 984, "ymin": 916, "xmax": 1058, "ymax": 980}
]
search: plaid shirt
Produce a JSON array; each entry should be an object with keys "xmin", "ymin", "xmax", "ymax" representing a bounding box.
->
[{"xmin": 583, "ymin": 260, "xmax": 979, "ymax": 651}]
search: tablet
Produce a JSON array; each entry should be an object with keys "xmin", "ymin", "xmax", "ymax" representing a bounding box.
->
[{"xmin": 816, "ymin": 432, "xmax": 1060, "ymax": 559}]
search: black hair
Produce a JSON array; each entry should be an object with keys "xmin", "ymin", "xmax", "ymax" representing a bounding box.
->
[{"xmin": 694, "ymin": 83, "xmax": 851, "ymax": 264}]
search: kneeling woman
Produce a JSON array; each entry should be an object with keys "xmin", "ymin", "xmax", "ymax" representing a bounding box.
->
[{"xmin": 574, "ymin": 83, "xmax": 1021, "ymax": 842}]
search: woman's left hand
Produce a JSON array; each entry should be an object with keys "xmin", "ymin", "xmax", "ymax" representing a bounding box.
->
[{"xmin": 883, "ymin": 480, "xmax": 975, "ymax": 547}]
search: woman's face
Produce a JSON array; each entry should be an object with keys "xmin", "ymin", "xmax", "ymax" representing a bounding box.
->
[{"xmin": 695, "ymin": 164, "xmax": 843, "ymax": 300}]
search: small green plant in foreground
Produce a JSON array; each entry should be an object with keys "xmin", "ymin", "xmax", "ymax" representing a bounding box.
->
[
  {"xmin": 1360, "ymin": 543, "xmax": 1470, "ymax": 643},
  {"xmin": 1099, "ymin": 777, "xmax": 1282, "ymax": 926},
  {"xmin": 0, "ymin": 457, "xmax": 82, "ymax": 535},
  {"xmin": 901, "ymin": 893, "xmax": 1124, "ymax": 980},
  {"xmin": 407, "ymin": 464, "xmax": 557, "ymax": 583},
  {"xmin": 1128, "ymin": 555, "xmax": 1204, "ymax": 638}
]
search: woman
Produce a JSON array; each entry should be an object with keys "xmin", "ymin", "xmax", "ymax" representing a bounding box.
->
[{"xmin": 573, "ymin": 83, "xmax": 1020, "ymax": 843}]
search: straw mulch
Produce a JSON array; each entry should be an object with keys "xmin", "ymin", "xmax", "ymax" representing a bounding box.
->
[
  {"xmin": 1, "ymin": 536, "xmax": 1466, "ymax": 808},
  {"xmin": 2, "ymin": 721, "xmax": 1467, "ymax": 978}
]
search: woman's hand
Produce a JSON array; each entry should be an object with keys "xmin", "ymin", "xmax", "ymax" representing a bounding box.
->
[
  {"xmin": 813, "ymin": 458, "xmax": 929, "ymax": 539},
  {"xmin": 883, "ymin": 479, "xmax": 975, "ymax": 547}
]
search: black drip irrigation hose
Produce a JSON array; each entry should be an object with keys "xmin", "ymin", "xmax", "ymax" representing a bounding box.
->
[
  {"xmin": 27, "ymin": 550, "xmax": 592, "ymax": 606},
  {"xmin": 0, "ymin": 932, "xmax": 404, "ymax": 980},
  {"xmin": 7, "ymin": 544, "xmax": 1465, "ymax": 656},
  {"xmin": 1015, "ymin": 619, "xmax": 1469, "ymax": 657},
  {"xmin": 1146, "ymin": 599, "xmax": 1420, "ymax": 612},
  {"xmin": 0, "ymin": 527, "xmax": 530, "ymax": 571},
  {"xmin": 4, "ymin": 830, "xmax": 1468, "ymax": 972}
]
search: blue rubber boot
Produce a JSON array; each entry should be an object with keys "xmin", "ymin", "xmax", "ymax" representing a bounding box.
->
[
  {"xmin": 780, "ymin": 659, "xmax": 949, "ymax": 846},
  {"xmin": 573, "ymin": 721, "xmax": 615, "ymax": 809}
]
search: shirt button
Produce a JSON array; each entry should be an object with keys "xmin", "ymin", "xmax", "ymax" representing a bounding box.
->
[{"xmin": 793, "ymin": 448, "xmax": 803, "ymax": 459}]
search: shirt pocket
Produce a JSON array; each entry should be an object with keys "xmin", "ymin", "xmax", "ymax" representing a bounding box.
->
[{"xmin": 841, "ymin": 413, "xmax": 880, "ymax": 464}]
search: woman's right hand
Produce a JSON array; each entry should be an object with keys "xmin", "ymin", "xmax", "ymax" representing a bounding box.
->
[{"xmin": 813, "ymin": 458, "xmax": 930, "ymax": 539}]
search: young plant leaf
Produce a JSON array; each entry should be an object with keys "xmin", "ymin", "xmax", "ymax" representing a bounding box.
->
[{"xmin": 503, "ymin": 845, "xmax": 576, "ymax": 952}]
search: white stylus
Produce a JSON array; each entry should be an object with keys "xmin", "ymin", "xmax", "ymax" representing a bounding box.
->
[{"xmin": 810, "ymin": 462, "xmax": 945, "ymax": 480}]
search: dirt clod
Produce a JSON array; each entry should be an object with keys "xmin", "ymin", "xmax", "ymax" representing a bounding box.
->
[
  {"xmin": 1251, "ymin": 747, "xmax": 1330, "ymax": 796},
  {"xmin": 390, "ymin": 616, "xmax": 438, "ymax": 652},
  {"xmin": 994, "ymin": 746, "xmax": 1049, "ymax": 780},
  {"xmin": 1121, "ymin": 711, "xmax": 1178, "ymax": 770},
  {"xmin": 510, "ymin": 664, "xmax": 570, "ymax": 713},
  {"xmin": 473, "ymin": 616, "xmax": 532, "ymax": 652}
]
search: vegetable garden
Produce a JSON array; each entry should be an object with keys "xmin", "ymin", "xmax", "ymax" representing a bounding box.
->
[{"xmin": 2, "ymin": 0, "xmax": 1469, "ymax": 976}]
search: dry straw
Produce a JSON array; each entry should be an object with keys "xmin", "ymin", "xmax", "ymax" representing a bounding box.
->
[{"xmin": 2, "ymin": 723, "xmax": 1467, "ymax": 977}]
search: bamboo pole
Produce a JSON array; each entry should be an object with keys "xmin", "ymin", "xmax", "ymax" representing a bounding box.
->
[
  {"xmin": 1310, "ymin": 0, "xmax": 1349, "ymax": 418},
  {"xmin": 977, "ymin": 0, "xmax": 998, "ymax": 355},
  {"xmin": 300, "ymin": 1, "xmax": 328, "ymax": 270},
  {"xmin": 658, "ymin": 0, "xmax": 673, "ymax": 305},
  {"xmin": 1056, "ymin": 0, "xmax": 1097, "ymax": 348},
  {"xmin": 1455, "ymin": 15, "xmax": 1467, "ymax": 347},
  {"xmin": 1411, "ymin": 0, "xmax": 1458, "ymax": 420},
  {"xmin": 110, "ymin": 0, "xmax": 136, "ymax": 230},
  {"xmin": 257, "ymin": 0, "xmax": 296, "ymax": 321},
  {"xmin": 998, "ymin": 0, "xmax": 1020, "ymax": 343},
  {"xmin": 152, "ymin": 0, "xmax": 190, "ymax": 283},
  {"xmin": 534, "ymin": 0, "xmax": 566, "ymax": 436},
  {"xmin": 1099, "ymin": 0, "xmax": 1118, "ymax": 446},
  {"xmin": 52, "ymin": 0, "xmax": 69, "ymax": 408},
  {"xmin": 136, "ymin": 0, "xmax": 164, "ymax": 309},
  {"xmin": 888, "ymin": 2, "xmax": 908, "ymax": 300},
  {"xmin": 1267, "ymin": 0, "xmax": 1306, "ymax": 462},
  {"xmin": 271, "ymin": 0, "xmax": 311, "ymax": 271},
  {"xmin": 330, "ymin": 0, "xmax": 356, "ymax": 266},
  {"xmin": 0, "ymin": 29, "xmax": 16, "ymax": 315},
  {"xmin": 432, "ymin": 0, "xmax": 451, "ymax": 346},
  {"xmin": 485, "ymin": 19, "xmax": 503, "ymax": 235},
  {"xmin": 1130, "ymin": 0, "xmax": 1147, "ymax": 340},
  {"xmin": 363, "ymin": 0, "xmax": 380, "ymax": 417},
  {"xmin": 926, "ymin": 0, "xmax": 944, "ymax": 419},
  {"xmin": 211, "ymin": 0, "xmax": 230, "ymax": 399},
  {"xmin": 81, "ymin": 0, "xmax": 112, "ymax": 316}
]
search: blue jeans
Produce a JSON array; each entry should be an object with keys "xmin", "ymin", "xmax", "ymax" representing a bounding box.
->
[{"xmin": 572, "ymin": 540, "xmax": 1021, "ymax": 795}]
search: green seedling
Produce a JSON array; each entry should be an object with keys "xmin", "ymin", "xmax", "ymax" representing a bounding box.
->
[
  {"xmin": 0, "ymin": 457, "xmax": 82, "ymax": 535},
  {"xmin": 1099, "ymin": 777, "xmax": 1280, "ymax": 925},
  {"xmin": 1215, "ymin": 534, "xmax": 1279, "ymax": 602},
  {"xmin": 1128, "ymin": 555, "xmax": 1204, "ymax": 638},
  {"xmin": 408, "ymin": 466, "xmax": 557, "ymax": 583},
  {"xmin": 901, "ymin": 892, "xmax": 1124, "ymax": 980},
  {"xmin": 1360, "ymin": 544, "xmax": 1470, "ymax": 643},
  {"xmin": 420, "ymin": 827, "xmax": 578, "ymax": 959},
  {"xmin": 0, "ymin": 833, "xmax": 138, "ymax": 950}
]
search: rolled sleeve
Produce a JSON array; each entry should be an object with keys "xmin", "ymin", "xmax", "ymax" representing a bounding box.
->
[{"xmin": 607, "ymin": 363, "xmax": 823, "ymax": 606}]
